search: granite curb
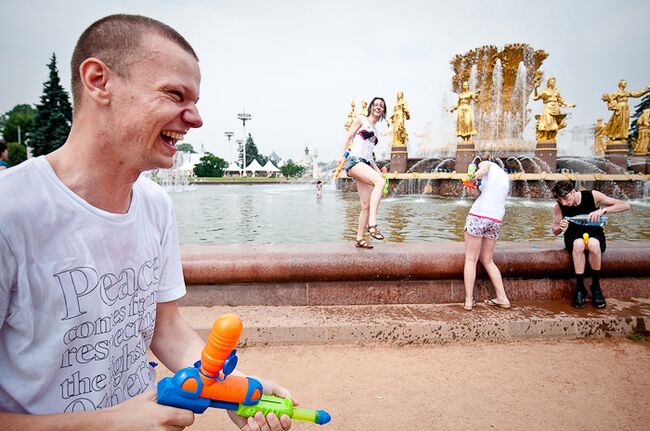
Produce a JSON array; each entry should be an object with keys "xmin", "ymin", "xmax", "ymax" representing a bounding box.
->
[{"xmin": 179, "ymin": 298, "xmax": 650, "ymax": 346}]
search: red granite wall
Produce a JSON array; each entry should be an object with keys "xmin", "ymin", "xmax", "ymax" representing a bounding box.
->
[{"xmin": 179, "ymin": 242, "xmax": 650, "ymax": 306}]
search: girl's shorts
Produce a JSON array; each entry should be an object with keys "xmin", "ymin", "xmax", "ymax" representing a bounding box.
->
[
  {"xmin": 465, "ymin": 214, "xmax": 502, "ymax": 240},
  {"xmin": 344, "ymin": 156, "xmax": 372, "ymax": 174}
]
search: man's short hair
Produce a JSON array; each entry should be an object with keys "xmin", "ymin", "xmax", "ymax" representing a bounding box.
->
[
  {"xmin": 70, "ymin": 14, "xmax": 198, "ymax": 107},
  {"xmin": 551, "ymin": 181, "xmax": 574, "ymax": 199}
]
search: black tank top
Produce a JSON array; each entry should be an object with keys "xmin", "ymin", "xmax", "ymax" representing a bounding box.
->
[{"xmin": 558, "ymin": 190, "xmax": 604, "ymax": 238}]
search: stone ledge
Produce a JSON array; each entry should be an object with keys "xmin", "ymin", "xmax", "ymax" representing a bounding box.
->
[
  {"xmin": 178, "ymin": 298, "xmax": 650, "ymax": 346},
  {"xmin": 181, "ymin": 241, "xmax": 650, "ymax": 285}
]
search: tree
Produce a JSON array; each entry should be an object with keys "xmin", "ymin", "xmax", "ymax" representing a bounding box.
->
[
  {"xmin": 176, "ymin": 143, "xmax": 196, "ymax": 153},
  {"xmin": 193, "ymin": 152, "xmax": 228, "ymax": 177},
  {"xmin": 280, "ymin": 160, "xmax": 305, "ymax": 178},
  {"xmin": 630, "ymin": 92, "xmax": 650, "ymax": 142},
  {"xmin": 238, "ymin": 133, "xmax": 268, "ymax": 167},
  {"xmin": 30, "ymin": 53, "xmax": 73, "ymax": 156},
  {"xmin": 7, "ymin": 142, "xmax": 27, "ymax": 166},
  {"xmin": 2, "ymin": 104, "xmax": 37, "ymax": 144}
]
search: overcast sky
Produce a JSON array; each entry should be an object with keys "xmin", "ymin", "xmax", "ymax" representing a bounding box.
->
[{"xmin": 1, "ymin": 0, "xmax": 648, "ymax": 163}]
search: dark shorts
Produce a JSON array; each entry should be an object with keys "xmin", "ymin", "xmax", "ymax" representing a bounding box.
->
[
  {"xmin": 565, "ymin": 231, "xmax": 607, "ymax": 253},
  {"xmin": 344, "ymin": 156, "xmax": 372, "ymax": 174}
]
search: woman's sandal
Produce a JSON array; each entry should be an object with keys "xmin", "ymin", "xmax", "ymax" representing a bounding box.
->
[
  {"xmin": 367, "ymin": 225, "xmax": 385, "ymax": 240},
  {"xmin": 485, "ymin": 298, "xmax": 512, "ymax": 309},
  {"xmin": 355, "ymin": 239, "xmax": 373, "ymax": 249}
]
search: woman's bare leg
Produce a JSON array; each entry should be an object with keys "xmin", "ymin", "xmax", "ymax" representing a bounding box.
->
[
  {"xmin": 349, "ymin": 163, "xmax": 384, "ymax": 227},
  {"xmin": 464, "ymin": 231, "xmax": 483, "ymax": 307},
  {"xmin": 355, "ymin": 181, "xmax": 372, "ymax": 241},
  {"xmin": 479, "ymin": 238, "xmax": 509, "ymax": 304}
]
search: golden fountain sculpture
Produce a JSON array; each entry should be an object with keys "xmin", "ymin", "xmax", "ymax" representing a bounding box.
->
[
  {"xmin": 450, "ymin": 43, "xmax": 548, "ymax": 145},
  {"xmin": 594, "ymin": 117, "xmax": 606, "ymax": 156},
  {"xmin": 449, "ymin": 81, "xmax": 480, "ymax": 141},
  {"xmin": 532, "ymin": 74, "xmax": 575, "ymax": 143},
  {"xmin": 602, "ymin": 80, "xmax": 650, "ymax": 141},
  {"xmin": 634, "ymin": 108, "xmax": 650, "ymax": 156},
  {"xmin": 390, "ymin": 91, "xmax": 411, "ymax": 148},
  {"xmin": 344, "ymin": 101, "xmax": 356, "ymax": 131}
]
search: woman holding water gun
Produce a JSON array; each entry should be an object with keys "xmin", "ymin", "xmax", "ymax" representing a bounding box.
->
[
  {"xmin": 462, "ymin": 154, "xmax": 511, "ymax": 311},
  {"xmin": 551, "ymin": 181, "xmax": 630, "ymax": 309},
  {"xmin": 337, "ymin": 97, "xmax": 387, "ymax": 249}
]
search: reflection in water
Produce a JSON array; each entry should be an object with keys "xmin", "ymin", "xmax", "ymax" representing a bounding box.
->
[{"xmin": 168, "ymin": 184, "xmax": 650, "ymax": 244}]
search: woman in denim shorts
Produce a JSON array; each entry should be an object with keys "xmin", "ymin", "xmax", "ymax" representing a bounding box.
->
[
  {"xmin": 338, "ymin": 97, "xmax": 387, "ymax": 249},
  {"xmin": 462, "ymin": 156, "xmax": 512, "ymax": 311}
]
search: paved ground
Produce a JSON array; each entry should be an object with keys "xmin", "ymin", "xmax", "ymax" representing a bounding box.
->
[
  {"xmin": 156, "ymin": 338, "xmax": 649, "ymax": 431},
  {"xmin": 178, "ymin": 298, "xmax": 650, "ymax": 345},
  {"xmin": 153, "ymin": 299, "xmax": 650, "ymax": 430}
]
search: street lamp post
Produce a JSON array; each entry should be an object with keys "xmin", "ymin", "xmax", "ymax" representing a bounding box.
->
[
  {"xmin": 224, "ymin": 131, "xmax": 234, "ymax": 166},
  {"xmin": 237, "ymin": 110, "xmax": 252, "ymax": 177}
]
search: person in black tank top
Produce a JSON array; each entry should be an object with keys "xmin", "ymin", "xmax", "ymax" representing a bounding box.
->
[{"xmin": 551, "ymin": 182, "xmax": 631, "ymax": 309}]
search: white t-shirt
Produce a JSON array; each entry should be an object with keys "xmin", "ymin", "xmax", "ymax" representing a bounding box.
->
[
  {"xmin": 468, "ymin": 161, "xmax": 510, "ymax": 221},
  {"xmin": 0, "ymin": 156, "xmax": 186, "ymax": 414},
  {"xmin": 350, "ymin": 116, "xmax": 378, "ymax": 160}
]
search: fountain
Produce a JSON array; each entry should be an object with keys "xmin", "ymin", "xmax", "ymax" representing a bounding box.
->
[{"xmin": 336, "ymin": 44, "xmax": 649, "ymax": 198}]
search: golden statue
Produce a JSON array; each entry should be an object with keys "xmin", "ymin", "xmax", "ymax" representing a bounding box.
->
[
  {"xmin": 593, "ymin": 117, "xmax": 606, "ymax": 156},
  {"xmin": 449, "ymin": 81, "xmax": 480, "ymax": 141},
  {"xmin": 344, "ymin": 100, "xmax": 356, "ymax": 131},
  {"xmin": 360, "ymin": 100, "xmax": 368, "ymax": 117},
  {"xmin": 532, "ymin": 75, "xmax": 575, "ymax": 142},
  {"xmin": 602, "ymin": 80, "xmax": 650, "ymax": 141},
  {"xmin": 634, "ymin": 108, "xmax": 650, "ymax": 155},
  {"xmin": 390, "ymin": 91, "xmax": 410, "ymax": 147}
]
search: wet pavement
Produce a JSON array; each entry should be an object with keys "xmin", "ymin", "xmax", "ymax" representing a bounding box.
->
[{"xmin": 179, "ymin": 297, "xmax": 650, "ymax": 346}]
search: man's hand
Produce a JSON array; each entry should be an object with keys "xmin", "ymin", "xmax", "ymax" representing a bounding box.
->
[
  {"xmin": 559, "ymin": 219, "xmax": 569, "ymax": 230},
  {"xmin": 588, "ymin": 209, "xmax": 605, "ymax": 223},
  {"xmin": 104, "ymin": 390, "xmax": 194, "ymax": 431}
]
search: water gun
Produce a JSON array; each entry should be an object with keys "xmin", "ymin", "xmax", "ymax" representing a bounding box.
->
[
  {"xmin": 462, "ymin": 163, "xmax": 481, "ymax": 190},
  {"xmin": 382, "ymin": 174, "xmax": 389, "ymax": 197},
  {"xmin": 334, "ymin": 147, "xmax": 351, "ymax": 178},
  {"xmin": 583, "ymin": 233, "xmax": 589, "ymax": 247},
  {"xmin": 564, "ymin": 214, "xmax": 608, "ymax": 227},
  {"xmin": 157, "ymin": 313, "xmax": 331, "ymax": 425}
]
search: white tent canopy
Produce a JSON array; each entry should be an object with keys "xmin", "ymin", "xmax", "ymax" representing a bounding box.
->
[
  {"xmin": 245, "ymin": 159, "xmax": 265, "ymax": 173},
  {"xmin": 224, "ymin": 161, "xmax": 241, "ymax": 172},
  {"xmin": 262, "ymin": 160, "xmax": 280, "ymax": 172}
]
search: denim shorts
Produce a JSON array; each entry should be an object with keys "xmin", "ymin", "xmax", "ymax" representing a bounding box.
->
[
  {"xmin": 465, "ymin": 214, "xmax": 502, "ymax": 240},
  {"xmin": 344, "ymin": 156, "xmax": 372, "ymax": 174}
]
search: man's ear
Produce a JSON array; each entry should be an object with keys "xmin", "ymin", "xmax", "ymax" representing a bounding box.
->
[{"xmin": 79, "ymin": 58, "xmax": 112, "ymax": 105}]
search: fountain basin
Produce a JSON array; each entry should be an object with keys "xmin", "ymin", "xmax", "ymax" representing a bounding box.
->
[
  {"xmin": 179, "ymin": 241, "xmax": 650, "ymax": 307},
  {"xmin": 337, "ymin": 172, "xmax": 649, "ymax": 199}
]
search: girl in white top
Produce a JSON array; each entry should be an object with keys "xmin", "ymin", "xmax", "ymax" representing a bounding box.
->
[
  {"xmin": 339, "ymin": 97, "xmax": 387, "ymax": 249},
  {"xmin": 462, "ymin": 157, "xmax": 512, "ymax": 311}
]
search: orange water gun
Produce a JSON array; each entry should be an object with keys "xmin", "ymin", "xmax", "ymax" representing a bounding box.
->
[
  {"xmin": 157, "ymin": 314, "xmax": 331, "ymax": 425},
  {"xmin": 334, "ymin": 146, "xmax": 351, "ymax": 178},
  {"xmin": 462, "ymin": 163, "xmax": 481, "ymax": 189},
  {"xmin": 157, "ymin": 314, "xmax": 263, "ymax": 411}
]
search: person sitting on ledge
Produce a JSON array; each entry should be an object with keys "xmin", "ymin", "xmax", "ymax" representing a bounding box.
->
[{"xmin": 551, "ymin": 181, "xmax": 631, "ymax": 309}]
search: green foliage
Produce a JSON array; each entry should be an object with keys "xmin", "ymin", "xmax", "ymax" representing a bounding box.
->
[
  {"xmin": 238, "ymin": 133, "xmax": 267, "ymax": 167},
  {"xmin": 193, "ymin": 152, "xmax": 228, "ymax": 177},
  {"xmin": 2, "ymin": 104, "xmax": 37, "ymax": 144},
  {"xmin": 280, "ymin": 160, "xmax": 305, "ymax": 178},
  {"xmin": 30, "ymin": 53, "xmax": 73, "ymax": 156},
  {"xmin": 6, "ymin": 142, "xmax": 27, "ymax": 166},
  {"xmin": 176, "ymin": 143, "xmax": 196, "ymax": 153},
  {"xmin": 630, "ymin": 92, "xmax": 650, "ymax": 140}
]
